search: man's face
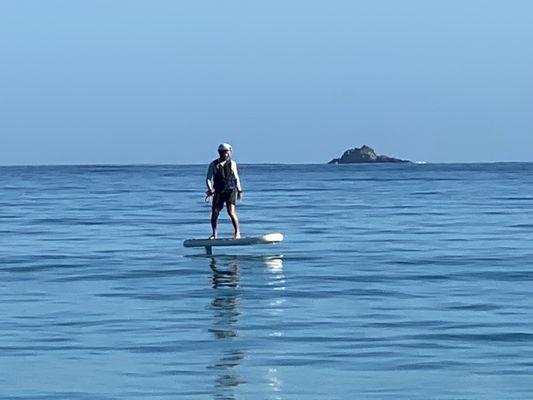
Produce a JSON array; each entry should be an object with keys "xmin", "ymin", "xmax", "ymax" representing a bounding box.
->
[{"xmin": 221, "ymin": 150, "xmax": 231, "ymax": 160}]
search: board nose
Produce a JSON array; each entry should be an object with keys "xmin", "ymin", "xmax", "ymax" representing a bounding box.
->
[{"xmin": 262, "ymin": 233, "xmax": 284, "ymax": 243}]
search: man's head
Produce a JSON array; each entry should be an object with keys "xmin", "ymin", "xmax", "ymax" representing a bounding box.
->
[{"xmin": 218, "ymin": 143, "xmax": 232, "ymax": 160}]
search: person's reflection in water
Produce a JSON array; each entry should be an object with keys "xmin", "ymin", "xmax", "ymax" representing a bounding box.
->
[{"xmin": 209, "ymin": 257, "xmax": 245, "ymax": 400}]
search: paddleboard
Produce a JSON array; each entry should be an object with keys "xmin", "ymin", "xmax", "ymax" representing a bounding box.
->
[{"xmin": 184, "ymin": 233, "xmax": 283, "ymax": 249}]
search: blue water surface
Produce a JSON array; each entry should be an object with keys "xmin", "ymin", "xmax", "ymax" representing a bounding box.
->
[{"xmin": 1, "ymin": 163, "xmax": 532, "ymax": 399}]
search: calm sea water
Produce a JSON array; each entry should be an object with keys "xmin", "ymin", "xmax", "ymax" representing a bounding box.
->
[{"xmin": 1, "ymin": 163, "xmax": 533, "ymax": 399}]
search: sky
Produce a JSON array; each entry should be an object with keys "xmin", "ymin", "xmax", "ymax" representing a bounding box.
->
[{"xmin": 1, "ymin": 0, "xmax": 532, "ymax": 165}]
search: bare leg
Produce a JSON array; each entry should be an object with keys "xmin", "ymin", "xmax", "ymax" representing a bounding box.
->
[
  {"xmin": 210, "ymin": 208, "xmax": 220, "ymax": 239},
  {"xmin": 227, "ymin": 203, "xmax": 240, "ymax": 239}
]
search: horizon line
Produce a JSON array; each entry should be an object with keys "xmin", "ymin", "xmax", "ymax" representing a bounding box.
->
[{"xmin": 1, "ymin": 160, "xmax": 533, "ymax": 167}]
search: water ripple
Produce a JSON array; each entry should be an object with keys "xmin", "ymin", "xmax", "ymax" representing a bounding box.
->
[{"xmin": 1, "ymin": 163, "xmax": 533, "ymax": 399}]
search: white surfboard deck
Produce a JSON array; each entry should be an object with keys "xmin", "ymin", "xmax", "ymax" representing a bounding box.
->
[{"xmin": 184, "ymin": 233, "xmax": 283, "ymax": 254}]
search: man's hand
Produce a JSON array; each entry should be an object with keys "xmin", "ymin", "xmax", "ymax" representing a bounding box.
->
[
  {"xmin": 237, "ymin": 190, "xmax": 243, "ymax": 202},
  {"xmin": 205, "ymin": 189, "xmax": 214, "ymax": 203}
]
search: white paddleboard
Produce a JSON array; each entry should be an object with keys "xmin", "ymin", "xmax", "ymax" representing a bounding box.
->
[{"xmin": 183, "ymin": 233, "xmax": 283, "ymax": 248}]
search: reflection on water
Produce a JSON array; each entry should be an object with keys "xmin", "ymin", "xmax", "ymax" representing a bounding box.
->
[
  {"xmin": 211, "ymin": 258, "xmax": 240, "ymax": 290},
  {"xmin": 267, "ymin": 368, "xmax": 283, "ymax": 398},
  {"xmin": 263, "ymin": 257, "xmax": 284, "ymax": 274},
  {"xmin": 208, "ymin": 255, "xmax": 284, "ymax": 400},
  {"xmin": 209, "ymin": 257, "xmax": 243, "ymax": 400}
]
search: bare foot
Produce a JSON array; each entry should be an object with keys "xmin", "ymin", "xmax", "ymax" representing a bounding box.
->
[
  {"xmin": 233, "ymin": 233, "xmax": 241, "ymax": 239},
  {"xmin": 209, "ymin": 234, "xmax": 216, "ymax": 240}
]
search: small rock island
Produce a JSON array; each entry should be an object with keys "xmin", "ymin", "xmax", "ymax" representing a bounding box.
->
[{"xmin": 328, "ymin": 145, "xmax": 410, "ymax": 164}]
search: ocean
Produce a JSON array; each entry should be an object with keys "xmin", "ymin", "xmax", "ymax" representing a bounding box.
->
[{"xmin": 1, "ymin": 163, "xmax": 532, "ymax": 399}]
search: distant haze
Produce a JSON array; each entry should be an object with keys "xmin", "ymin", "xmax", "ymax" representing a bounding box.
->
[{"xmin": 1, "ymin": 1, "xmax": 532, "ymax": 165}]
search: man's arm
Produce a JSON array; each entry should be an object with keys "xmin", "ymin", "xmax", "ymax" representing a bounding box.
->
[
  {"xmin": 232, "ymin": 161, "xmax": 243, "ymax": 201},
  {"xmin": 206, "ymin": 162, "xmax": 215, "ymax": 194},
  {"xmin": 232, "ymin": 160, "xmax": 242, "ymax": 192}
]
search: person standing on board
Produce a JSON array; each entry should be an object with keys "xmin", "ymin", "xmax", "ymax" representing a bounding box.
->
[{"xmin": 206, "ymin": 143, "xmax": 243, "ymax": 239}]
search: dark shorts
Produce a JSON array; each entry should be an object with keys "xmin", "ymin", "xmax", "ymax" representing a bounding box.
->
[{"xmin": 212, "ymin": 189, "xmax": 237, "ymax": 210}]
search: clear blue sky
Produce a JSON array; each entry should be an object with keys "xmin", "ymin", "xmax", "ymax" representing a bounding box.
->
[{"xmin": 1, "ymin": 1, "xmax": 532, "ymax": 164}]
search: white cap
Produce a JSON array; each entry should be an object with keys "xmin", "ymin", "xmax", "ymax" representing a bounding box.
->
[{"xmin": 218, "ymin": 143, "xmax": 232, "ymax": 152}]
